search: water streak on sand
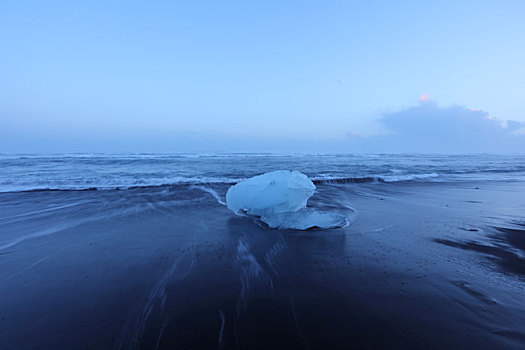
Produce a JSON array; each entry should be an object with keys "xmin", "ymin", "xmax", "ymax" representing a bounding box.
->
[
  {"xmin": 264, "ymin": 237, "xmax": 287, "ymax": 276},
  {"xmin": 0, "ymin": 200, "xmax": 95, "ymax": 224},
  {"xmin": 0, "ymin": 222, "xmax": 84, "ymax": 251},
  {"xmin": 153, "ymin": 316, "xmax": 172, "ymax": 350},
  {"xmin": 218, "ymin": 309, "xmax": 226, "ymax": 350},
  {"xmin": 116, "ymin": 255, "xmax": 194, "ymax": 350},
  {"xmin": 0, "ymin": 202, "xmax": 163, "ymax": 251},
  {"xmin": 290, "ymin": 297, "xmax": 308, "ymax": 349},
  {"xmin": 236, "ymin": 237, "xmax": 273, "ymax": 316}
]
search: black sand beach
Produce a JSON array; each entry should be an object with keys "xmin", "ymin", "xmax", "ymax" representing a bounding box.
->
[{"xmin": 1, "ymin": 181, "xmax": 524, "ymax": 349}]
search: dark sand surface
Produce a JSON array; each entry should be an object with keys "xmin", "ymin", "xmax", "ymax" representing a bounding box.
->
[{"xmin": 0, "ymin": 182, "xmax": 524, "ymax": 349}]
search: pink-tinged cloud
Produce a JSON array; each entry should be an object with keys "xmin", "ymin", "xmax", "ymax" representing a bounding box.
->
[
  {"xmin": 419, "ymin": 93, "xmax": 429, "ymax": 102},
  {"xmin": 362, "ymin": 102, "xmax": 525, "ymax": 153}
]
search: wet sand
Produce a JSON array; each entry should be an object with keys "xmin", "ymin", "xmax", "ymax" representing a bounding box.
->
[{"xmin": 0, "ymin": 181, "xmax": 524, "ymax": 349}]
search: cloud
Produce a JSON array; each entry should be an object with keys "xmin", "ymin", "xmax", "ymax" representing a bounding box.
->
[
  {"xmin": 419, "ymin": 93, "xmax": 430, "ymax": 102},
  {"xmin": 346, "ymin": 102, "xmax": 525, "ymax": 153},
  {"xmin": 345, "ymin": 130, "xmax": 358, "ymax": 138},
  {"xmin": 511, "ymin": 127, "xmax": 525, "ymax": 135}
]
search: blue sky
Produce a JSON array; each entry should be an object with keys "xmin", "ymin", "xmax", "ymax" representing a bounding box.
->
[{"xmin": 1, "ymin": 0, "xmax": 524, "ymax": 153}]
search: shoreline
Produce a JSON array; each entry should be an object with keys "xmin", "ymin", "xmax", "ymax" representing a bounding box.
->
[{"xmin": 0, "ymin": 181, "xmax": 524, "ymax": 349}]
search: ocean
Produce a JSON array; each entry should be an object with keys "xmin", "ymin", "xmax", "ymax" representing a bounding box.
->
[
  {"xmin": 1, "ymin": 153, "xmax": 524, "ymax": 349},
  {"xmin": 2, "ymin": 153, "xmax": 525, "ymax": 192}
]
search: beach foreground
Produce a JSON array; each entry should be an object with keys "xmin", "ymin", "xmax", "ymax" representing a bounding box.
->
[{"xmin": 1, "ymin": 178, "xmax": 524, "ymax": 349}]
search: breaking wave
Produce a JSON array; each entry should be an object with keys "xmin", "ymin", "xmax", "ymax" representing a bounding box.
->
[
  {"xmin": 2, "ymin": 152, "xmax": 525, "ymax": 194},
  {"xmin": 0, "ymin": 173, "xmax": 446, "ymax": 194},
  {"xmin": 313, "ymin": 173, "xmax": 439, "ymax": 184}
]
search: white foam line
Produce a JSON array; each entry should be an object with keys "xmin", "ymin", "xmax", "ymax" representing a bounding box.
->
[
  {"xmin": 0, "ymin": 223, "xmax": 78, "ymax": 251},
  {"xmin": 24, "ymin": 255, "xmax": 51, "ymax": 271},
  {"xmin": 0, "ymin": 254, "xmax": 55, "ymax": 284},
  {"xmin": 0, "ymin": 205, "xmax": 151, "ymax": 251},
  {"xmin": 0, "ymin": 200, "xmax": 94, "ymax": 223},
  {"xmin": 190, "ymin": 185, "xmax": 227, "ymax": 206}
]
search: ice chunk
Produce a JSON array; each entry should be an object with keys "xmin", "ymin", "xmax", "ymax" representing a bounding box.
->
[
  {"xmin": 226, "ymin": 170, "xmax": 316, "ymax": 216},
  {"xmin": 261, "ymin": 209, "xmax": 348, "ymax": 230},
  {"xmin": 226, "ymin": 170, "xmax": 348, "ymax": 230}
]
